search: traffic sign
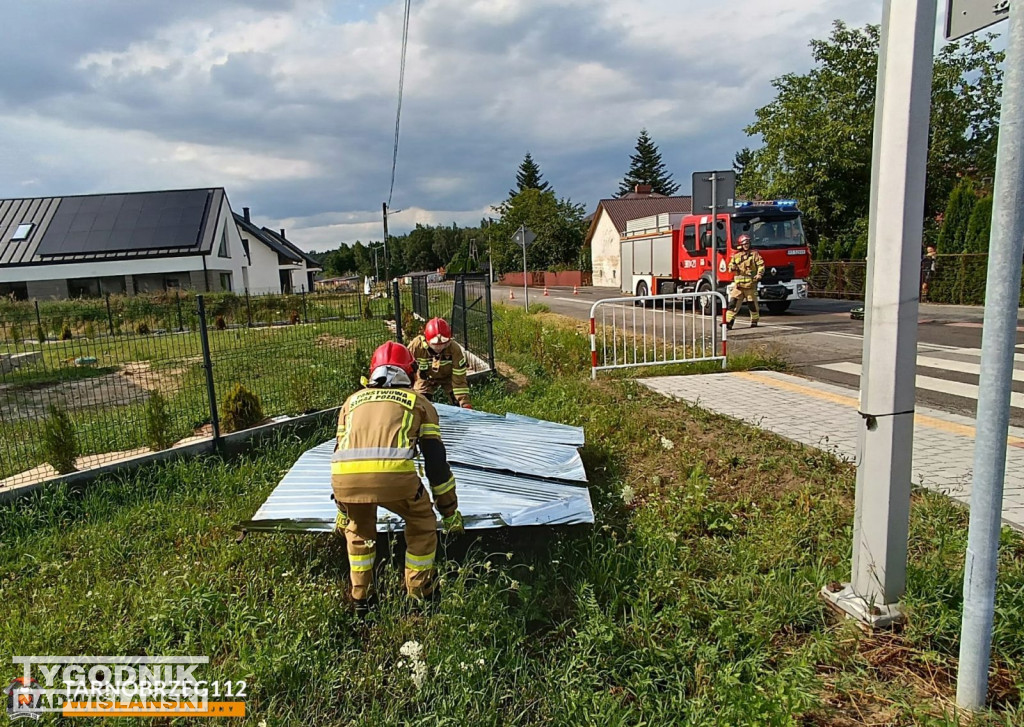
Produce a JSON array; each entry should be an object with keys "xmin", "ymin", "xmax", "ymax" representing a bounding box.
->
[
  {"xmin": 511, "ymin": 227, "xmax": 537, "ymax": 247},
  {"xmin": 945, "ymin": 0, "xmax": 1009, "ymax": 41},
  {"xmin": 691, "ymin": 170, "xmax": 736, "ymax": 214}
]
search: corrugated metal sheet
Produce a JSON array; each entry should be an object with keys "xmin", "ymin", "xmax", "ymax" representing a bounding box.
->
[{"xmin": 242, "ymin": 408, "xmax": 593, "ymax": 533}]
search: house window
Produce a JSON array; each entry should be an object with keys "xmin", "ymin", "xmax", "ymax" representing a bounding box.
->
[
  {"xmin": 217, "ymin": 225, "xmax": 230, "ymax": 258},
  {"xmin": 11, "ymin": 223, "xmax": 34, "ymax": 241},
  {"xmin": 219, "ymin": 273, "xmax": 233, "ymax": 292}
]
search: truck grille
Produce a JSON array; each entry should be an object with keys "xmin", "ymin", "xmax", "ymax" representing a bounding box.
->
[{"xmin": 761, "ymin": 264, "xmax": 794, "ymax": 284}]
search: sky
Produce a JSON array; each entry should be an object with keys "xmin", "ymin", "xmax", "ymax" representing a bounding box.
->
[{"xmin": 0, "ymin": 0, "xmax": 966, "ymax": 252}]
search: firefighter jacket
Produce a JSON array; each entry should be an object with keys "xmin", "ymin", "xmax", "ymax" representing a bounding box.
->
[
  {"xmin": 407, "ymin": 336, "xmax": 471, "ymax": 407},
  {"xmin": 729, "ymin": 249, "xmax": 765, "ymax": 288},
  {"xmin": 331, "ymin": 385, "xmax": 458, "ymax": 515}
]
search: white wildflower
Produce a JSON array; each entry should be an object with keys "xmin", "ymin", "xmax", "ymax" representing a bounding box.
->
[
  {"xmin": 660, "ymin": 436, "xmax": 675, "ymax": 451},
  {"xmin": 621, "ymin": 485, "xmax": 636, "ymax": 505},
  {"xmin": 399, "ymin": 641, "xmax": 428, "ymax": 690},
  {"xmin": 510, "ymin": 580, "xmax": 520, "ymax": 591},
  {"xmin": 365, "ymin": 539, "xmax": 376, "ymax": 549},
  {"xmin": 477, "ymin": 658, "xmax": 485, "ymax": 667},
  {"xmin": 399, "ymin": 641, "xmax": 422, "ymax": 659},
  {"xmin": 86, "ymin": 591, "xmax": 93, "ymax": 598},
  {"xmin": 258, "ymin": 721, "xmax": 267, "ymax": 727},
  {"xmin": 460, "ymin": 662, "xmax": 468, "ymax": 672},
  {"xmin": 281, "ymin": 571, "xmax": 292, "ymax": 577}
]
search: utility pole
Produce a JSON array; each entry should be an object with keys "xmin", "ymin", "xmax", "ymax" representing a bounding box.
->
[
  {"xmin": 821, "ymin": 0, "xmax": 935, "ymax": 628},
  {"xmin": 957, "ymin": 2, "xmax": 1024, "ymax": 710},
  {"xmin": 381, "ymin": 202, "xmax": 390, "ymax": 295},
  {"xmin": 520, "ymin": 224, "xmax": 529, "ymax": 311},
  {"xmin": 710, "ymin": 173, "xmax": 718, "ymax": 292}
]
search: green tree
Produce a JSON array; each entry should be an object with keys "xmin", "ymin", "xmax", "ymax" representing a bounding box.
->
[
  {"xmin": 618, "ymin": 129, "xmax": 680, "ymax": 197},
  {"xmin": 937, "ymin": 180, "xmax": 977, "ymax": 253},
  {"xmin": 509, "ymin": 152, "xmax": 551, "ymax": 197},
  {"xmin": 733, "ymin": 147, "xmax": 754, "ymax": 189},
  {"xmin": 739, "ymin": 21, "xmax": 1003, "ymax": 255},
  {"xmin": 964, "ymin": 194, "xmax": 993, "ymax": 253},
  {"xmin": 491, "ymin": 189, "xmax": 587, "ymax": 273}
]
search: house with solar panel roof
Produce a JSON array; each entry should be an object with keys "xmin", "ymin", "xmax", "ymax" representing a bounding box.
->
[{"xmin": 0, "ymin": 188, "xmax": 320, "ymax": 299}]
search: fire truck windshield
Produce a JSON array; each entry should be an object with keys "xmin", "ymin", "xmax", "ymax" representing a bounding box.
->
[{"xmin": 731, "ymin": 214, "xmax": 806, "ymax": 249}]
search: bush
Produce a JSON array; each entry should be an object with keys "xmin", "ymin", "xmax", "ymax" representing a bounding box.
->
[
  {"xmin": 36, "ymin": 326, "xmax": 46, "ymax": 344},
  {"xmin": 345, "ymin": 347, "xmax": 372, "ymax": 393},
  {"xmin": 10, "ymin": 325, "xmax": 22, "ymax": 344},
  {"xmin": 136, "ymin": 321, "xmax": 150, "ymax": 336},
  {"xmin": 215, "ymin": 315, "xmax": 227, "ymax": 331},
  {"xmin": 402, "ymin": 309, "xmax": 423, "ymax": 339},
  {"xmin": 60, "ymin": 325, "xmax": 72, "ymax": 341},
  {"xmin": 287, "ymin": 370, "xmax": 316, "ymax": 415},
  {"xmin": 220, "ymin": 384, "xmax": 265, "ymax": 433},
  {"xmin": 289, "ymin": 310, "xmax": 301, "ymax": 325},
  {"xmin": 361, "ymin": 299, "xmax": 373, "ymax": 320},
  {"xmin": 42, "ymin": 404, "xmax": 78, "ymax": 474},
  {"xmin": 82, "ymin": 321, "xmax": 95, "ymax": 339},
  {"xmin": 145, "ymin": 391, "xmax": 175, "ymax": 451}
]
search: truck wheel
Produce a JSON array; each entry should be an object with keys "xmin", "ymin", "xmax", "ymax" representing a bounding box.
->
[
  {"xmin": 635, "ymin": 281, "xmax": 650, "ymax": 307},
  {"xmin": 766, "ymin": 301, "xmax": 791, "ymax": 315},
  {"xmin": 696, "ymin": 280, "xmax": 718, "ymax": 317}
]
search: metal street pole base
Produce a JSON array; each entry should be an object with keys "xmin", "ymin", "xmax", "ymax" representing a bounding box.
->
[{"xmin": 820, "ymin": 583, "xmax": 905, "ymax": 632}]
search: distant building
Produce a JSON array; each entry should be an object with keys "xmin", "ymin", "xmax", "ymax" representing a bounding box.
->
[
  {"xmin": 585, "ymin": 185, "xmax": 692, "ymax": 288},
  {"xmin": 315, "ymin": 275, "xmax": 361, "ymax": 292},
  {"xmin": 0, "ymin": 189, "xmax": 320, "ymax": 300}
]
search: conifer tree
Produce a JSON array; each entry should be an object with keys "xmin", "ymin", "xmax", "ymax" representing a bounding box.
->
[
  {"xmin": 618, "ymin": 129, "xmax": 680, "ymax": 197},
  {"xmin": 509, "ymin": 152, "xmax": 551, "ymax": 197}
]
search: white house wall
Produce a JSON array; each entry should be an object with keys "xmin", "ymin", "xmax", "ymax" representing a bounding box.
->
[
  {"xmin": 591, "ymin": 211, "xmax": 623, "ymax": 288},
  {"xmin": 208, "ymin": 200, "xmax": 249, "ymax": 293}
]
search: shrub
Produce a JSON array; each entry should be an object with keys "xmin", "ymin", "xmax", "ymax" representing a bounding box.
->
[
  {"xmin": 60, "ymin": 325, "xmax": 72, "ymax": 341},
  {"xmin": 36, "ymin": 325, "xmax": 46, "ymax": 343},
  {"xmin": 287, "ymin": 370, "xmax": 316, "ymax": 415},
  {"xmin": 145, "ymin": 391, "xmax": 175, "ymax": 451},
  {"xmin": 361, "ymin": 299, "xmax": 373, "ymax": 320},
  {"xmin": 289, "ymin": 310, "xmax": 301, "ymax": 325},
  {"xmin": 83, "ymin": 321, "xmax": 96, "ymax": 339},
  {"xmin": 220, "ymin": 384, "xmax": 265, "ymax": 433},
  {"xmin": 136, "ymin": 321, "xmax": 150, "ymax": 336},
  {"xmin": 345, "ymin": 347, "xmax": 372, "ymax": 394},
  {"xmin": 42, "ymin": 403, "xmax": 78, "ymax": 474},
  {"xmin": 215, "ymin": 315, "xmax": 227, "ymax": 331},
  {"xmin": 10, "ymin": 325, "xmax": 22, "ymax": 344},
  {"xmin": 402, "ymin": 309, "xmax": 423, "ymax": 339}
]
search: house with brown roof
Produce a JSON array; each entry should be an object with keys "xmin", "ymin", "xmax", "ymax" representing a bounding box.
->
[{"xmin": 585, "ymin": 185, "xmax": 692, "ymax": 288}]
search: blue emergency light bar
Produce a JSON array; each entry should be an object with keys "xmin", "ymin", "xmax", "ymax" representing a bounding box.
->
[{"xmin": 735, "ymin": 199, "xmax": 799, "ymax": 209}]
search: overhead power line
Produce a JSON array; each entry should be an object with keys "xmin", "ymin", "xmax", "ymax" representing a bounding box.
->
[{"xmin": 387, "ymin": 0, "xmax": 412, "ymax": 209}]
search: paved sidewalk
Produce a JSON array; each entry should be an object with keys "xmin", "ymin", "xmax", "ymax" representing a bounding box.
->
[{"xmin": 641, "ymin": 370, "xmax": 1024, "ymax": 531}]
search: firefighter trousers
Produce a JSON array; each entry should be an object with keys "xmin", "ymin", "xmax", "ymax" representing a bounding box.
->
[
  {"xmin": 337, "ymin": 492, "xmax": 438, "ymax": 600},
  {"xmin": 727, "ymin": 285, "xmax": 759, "ymax": 323}
]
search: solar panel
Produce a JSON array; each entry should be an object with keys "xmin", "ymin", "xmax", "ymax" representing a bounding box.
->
[{"xmin": 35, "ymin": 190, "xmax": 212, "ymax": 257}]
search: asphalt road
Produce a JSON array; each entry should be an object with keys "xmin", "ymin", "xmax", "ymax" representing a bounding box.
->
[{"xmin": 496, "ymin": 284, "xmax": 1024, "ymax": 426}]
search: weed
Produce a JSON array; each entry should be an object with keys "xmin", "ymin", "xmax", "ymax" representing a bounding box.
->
[
  {"xmin": 10, "ymin": 324, "xmax": 22, "ymax": 344},
  {"xmin": 136, "ymin": 321, "xmax": 150, "ymax": 336},
  {"xmin": 41, "ymin": 403, "xmax": 77, "ymax": 474},
  {"xmin": 60, "ymin": 325, "xmax": 72, "ymax": 341},
  {"xmin": 145, "ymin": 391, "xmax": 175, "ymax": 451},
  {"xmin": 82, "ymin": 321, "xmax": 95, "ymax": 339},
  {"xmin": 290, "ymin": 310, "xmax": 301, "ymax": 325},
  {"xmin": 220, "ymin": 383, "xmax": 265, "ymax": 433},
  {"xmin": 215, "ymin": 315, "xmax": 227, "ymax": 331}
]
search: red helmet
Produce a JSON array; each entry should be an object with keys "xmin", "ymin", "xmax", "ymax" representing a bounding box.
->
[
  {"xmin": 424, "ymin": 317, "xmax": 451, "ymax": 345},
  {"xmin": 370, "ymin": 341, "xmax": 415, "ymax": 376},
  {"xmin": 737, "ymin": 234, "xmax": 752, "ymax": 247}
]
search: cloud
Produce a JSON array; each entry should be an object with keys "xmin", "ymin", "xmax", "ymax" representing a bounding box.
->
[{"xmin": 0, "ymin": 0, "xmax": 897, "ymax": 251}]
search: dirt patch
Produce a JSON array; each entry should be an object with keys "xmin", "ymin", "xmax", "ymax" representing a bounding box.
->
[
  {"xmin": 315, "ymin": 333, "xmax": 356, "ymax": 351},
  {"xmin": 496, "ymin": 361, "xmax": 530, "ymax": 393},
  {"xmin": 121, "ymin": 360, "xmax": 187, "ymax": 396}
]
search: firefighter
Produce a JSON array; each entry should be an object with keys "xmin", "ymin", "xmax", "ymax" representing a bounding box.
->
[
  {"xmin": 407, "ymin": 318, "xmax": 472, "ymax": 408},
  {"xmin": 726, "ymin": 233, "xmax": 765, "ymax": 329},
  {"xmin": 332, "ymin": 341, "xmax": 464, "ymax": 615}
]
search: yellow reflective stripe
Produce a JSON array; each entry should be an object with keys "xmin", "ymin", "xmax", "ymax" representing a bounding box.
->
[
  {"xmin": 405, "ymin": 550, "xmax": 436, "ymax": 571},
  {"xmin": 420, "ymin": 423, "xmax": 441, "ymax": 437},
  {"xmin": 348, "ymin": 552, "xmax": 375, "ymax": 572},
  {"xmin": 397, "ymin": 408, "xmax": 413, "ymax": 449},
  {"xmin": 331, "ymin": 459, "xmax": 416, "ymax": 475},
  {"xmin": 452, "ymin": 388, "xmax": 470, "ymax": 395},
  {"xmin": 452, "ymin": 368, "xmax": 467, "ymax": 375},
  {"xmin": 431, "ymin": 476, "xmax": 455, "ymax": 496}
]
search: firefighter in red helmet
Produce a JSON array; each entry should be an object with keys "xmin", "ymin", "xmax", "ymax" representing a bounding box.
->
[
  {"xmin": 407, "ymin": 317, "xmax": 472, "ymax": 408},
  {"xmin": 332, "ymin": 341, "xmax": 464, "ymax": 615},
  {"xmin": 727, "ymin": 233, "xmax": 764, "ymax": 329}
]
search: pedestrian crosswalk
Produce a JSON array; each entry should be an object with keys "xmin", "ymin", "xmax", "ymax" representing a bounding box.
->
[{"xmin": 806, "ymin": 345, "xmax": 1024, "ymax": 413}]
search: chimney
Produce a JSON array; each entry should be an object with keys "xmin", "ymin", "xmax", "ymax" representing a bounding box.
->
[
  {"xmin": 280, "ymin": 228, "xmax": 286, "ymax": 238},
  {"xmin": 243, "ymin": 207, "xmax": 250, "ymax": 222},
  {"xmin": 634, "ymin": 184, "xmax": 653, "ymax": 195}
]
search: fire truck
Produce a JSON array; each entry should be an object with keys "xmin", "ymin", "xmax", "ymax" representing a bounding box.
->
[{"xmin": 619, "ymin": 199, "xmax": 811, "ymax": 314}]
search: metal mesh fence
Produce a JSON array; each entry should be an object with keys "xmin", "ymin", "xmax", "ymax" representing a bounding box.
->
[{"xmin": 0, "ymin": 280, "xmax": 494, "ymax": 493}]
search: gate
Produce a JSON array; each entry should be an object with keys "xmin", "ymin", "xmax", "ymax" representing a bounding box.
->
[
  {"xmin": 589, "ymin": 291, "xmax": 728, "ymax": 379},
  {"xmin": 411, "ymin": 274, "xmax": 430, "ymax": 319},
  {"xmin": 450, "ymin": 273, "xmax": 496, "ymax": 373}
]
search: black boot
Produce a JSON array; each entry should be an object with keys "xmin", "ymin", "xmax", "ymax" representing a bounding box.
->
[
  {"xmin": 750, "ymin": 320, "xmax": 758, "ymax": 328},
  {"xmin": 726, "ymin": 319, "xmax": 734, "ymax": 330},
  {"xmin": 353, "ymin": 595, "xmax": 377, "ymax": 619}
]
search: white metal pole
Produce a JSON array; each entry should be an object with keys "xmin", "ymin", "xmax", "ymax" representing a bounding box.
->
[
  {"xmin": 710, "ymin": 173, "xmax": 718, "ymax": 292},
  {"xmin": 822, "ymin": 0, "xmax": 935, "ymax": 627},
  {"xmin": 521, "ymin": 224, "xmax": 530, "ymax": 311},
  {"xmin": 956, "ymin": 4, "xmax": 1024, "ymax": 710}
]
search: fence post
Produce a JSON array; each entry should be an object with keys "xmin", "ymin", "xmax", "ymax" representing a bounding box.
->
[
  {"xmin": 484, "ymin": 274, "xmax": 495, "ymax": 372},
  {"xmin": 245, "ymin": 289, "xmax": 253, "ymax": 328},
  {"xmin": 196, "ymin": 295, "xmax": 221, "ymax": 445},
  {"xmin": 459, "ymin": 276, "xmax": 470, "ymax": 351},
  {"xmin": 301, "ymin": 288, "xmax": 309, "ymax": 324},
  {"xmin": 176, "ymin": 294, "xmax": 184, "ymax": 332},
  {"xmin": 392, "ymin": 280, "xmax": 403, "ymax": 343},
  {"xmin": 34, "ymin": 300, "xmax": 43, "ymax": 342},
  {"xmin": 104, "ymin": 293, "xmax": 115, "ymax": 336}
]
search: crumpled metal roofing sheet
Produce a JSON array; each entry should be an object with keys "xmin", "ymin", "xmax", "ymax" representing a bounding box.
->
[{"xmin": 242, "ymin": 408, "xmax": 592, "ymax": 533}]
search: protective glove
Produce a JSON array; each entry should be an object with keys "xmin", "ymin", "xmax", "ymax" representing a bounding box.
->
[
  {"xmin": 462, "ymin": 403, "xmax": 473, "ymax": 410},
  {"xmin": 441, "ymin": 510, "xmax": 465, "ymax": 535}
]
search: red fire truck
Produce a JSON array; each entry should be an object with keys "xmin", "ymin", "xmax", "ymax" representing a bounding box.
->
[{"xmin": 619, "ymin": 199, "xmax": 811, "ymax": 314}]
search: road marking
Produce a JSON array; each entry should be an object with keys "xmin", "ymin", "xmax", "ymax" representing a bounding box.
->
[
  {"xmin": 816, "ymin": 361, "xmax": 1024, "ymax": 409},
  {"xmin": 735, "ymin": 371, "xmax": 1024, "ymax": 445},
  {"xmin": 914, "ymin": 355, "xmax": 1024, "ymax": 382},
  {"xmin": 949, "ymin": 347, "xmax": 1024, "ymax": 363}
]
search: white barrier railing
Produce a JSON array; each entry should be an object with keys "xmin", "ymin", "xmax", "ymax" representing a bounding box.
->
[{"xmin": 589, "ymin": 291, "xmax": 728, "ymax": 379}]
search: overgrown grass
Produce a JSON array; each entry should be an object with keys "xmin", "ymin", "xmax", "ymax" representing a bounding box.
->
[{"xmin": 0, "ymin": 307, "xmax": 1021, "ymax": 724}]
